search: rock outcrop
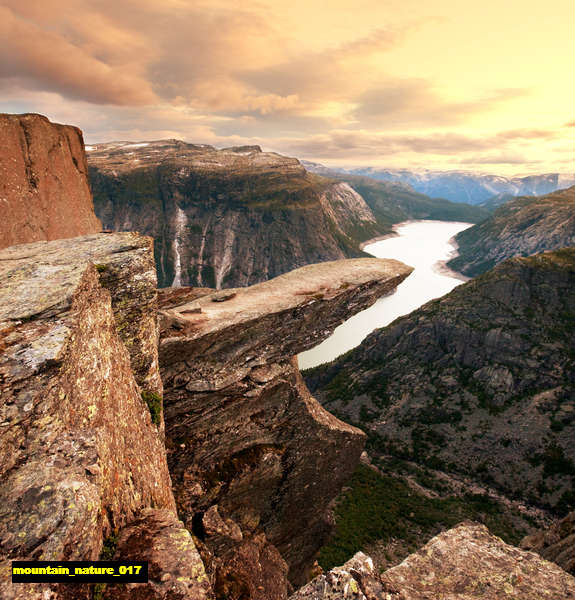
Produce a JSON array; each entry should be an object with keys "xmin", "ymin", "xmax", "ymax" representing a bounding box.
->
[
  {"xmin": 448, "ymin": 185, "xmax": 575, "ymax": 276},
  {"xmin": 291, "ymin": 523, "xmax": 575, "ymax": 599},
  {"xmin": 0, "ymin": 233, "xmax": 207, "ymax": 600},
  {"xmin": 306, "ymin": 248, "xmax": 575, "ymax": 513},
  {"xmin": 522, "ymin": 510, "xmax": 575, "ymax": 575},
  {"xmin": 158, "ymin": 257, "xmax": 413, "ymax": 597},
  {"xmin": 0, "ymin": 113, "xmax": 101, "ymax": 249},
  {"xmin": 88, "ymin": 141, "xmax": 384, "ymax": 288},
  {"xmin": 382, "ymin": 522, "xmax": 575, "ymax": 599},
  {"xmin": 289, "ymin": 552, "xmax": 391, "ymax": 600}
]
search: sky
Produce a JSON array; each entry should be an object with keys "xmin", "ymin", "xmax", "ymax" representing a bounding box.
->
[{"xmin": 2, "ymin": 0, "xmax": 575, "ymax": 174}]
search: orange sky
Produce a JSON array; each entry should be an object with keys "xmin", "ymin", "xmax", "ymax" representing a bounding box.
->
[{"xmin": 2, "ymin": 0, "xmax": 574, "ymax": 174}]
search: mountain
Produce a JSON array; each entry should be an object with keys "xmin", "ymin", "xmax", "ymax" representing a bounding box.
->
[
  {"xmin": 0, "ymin": 113, "xmax": 101, "ymax": 249},
  {"xmin": 88, "ymin": 141, "xmax": 384, "ymax": 289},
  {"xmin": 89, "ymin": 142, "xmax": 487, "ymax": 289},
  {"xmin": 448, "ymin": 185, "xmax": 575, "ymax": 277},
  {"xmin": 341, "ymin": 167, "xmax": 575, "ymax": 205},
  {"xmin": 305, "ymin": 248, "xmax": 575, "ymax": 515},
  {"xmin": 302, "ymin": 161, "xmax": 491, "ymax": 222}
]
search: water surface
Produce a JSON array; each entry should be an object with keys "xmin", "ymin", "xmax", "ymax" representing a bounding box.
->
[{"xmin": 298, "ymin": 220, "xmax": 472, "ymax": 370}]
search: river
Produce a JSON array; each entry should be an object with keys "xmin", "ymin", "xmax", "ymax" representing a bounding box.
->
[{"xmin": 298, "ymin": 220, "xmax": 472, "ymax": 370}]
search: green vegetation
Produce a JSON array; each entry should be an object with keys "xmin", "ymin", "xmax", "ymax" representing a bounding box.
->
[
  {"xmin": 318, "ymin": 463, "xmax": 532, "ymax": 571},
  {"xmin": 93, "ymin": 532, "xmax": 119, "ymax": 599},
  {"xmin": 94, "ymin": 263, "xmax": 108, "ymax": 273},
  {"xmin": 141, "ymin": 390, "xmax": 162, "ymax": 426}
]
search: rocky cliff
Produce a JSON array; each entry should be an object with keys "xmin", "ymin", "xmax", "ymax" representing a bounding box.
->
[
  {"xmin": 0, "ymin": 233, "xmax": 209, "ymax": 600},
  {"xmin": 0, "ymin": 113, "xmax": 101, "ymax": 249},
  {"xmin": 448, "ymin": 185, "xmax": 575, "ymax": 276},
  {"xmin": 306, "ymin": 248, "xmax": 575, "ymax": 515},
  {"xmin": 158, "ymin": 257, "xmax": 412, "ymax": 597},
  {"xmin": 291, "ymin": 523, "xmax": 575, "ymax": 599},
  {"xmin": 0, "ymin": 228, "xmax": 412, "ymax": 599},
  {"xmin": 88, "ymin": 141, "xmax": 384, "ymax": 289}
]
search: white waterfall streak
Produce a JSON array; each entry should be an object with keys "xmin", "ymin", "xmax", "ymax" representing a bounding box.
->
[{"xmin": 171, "ymin": 206, "xmax": 187, "ymax": 287}]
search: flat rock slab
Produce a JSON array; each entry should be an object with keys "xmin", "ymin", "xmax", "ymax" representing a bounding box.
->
[
  {"xmin": 164, "ymin": 258, "xmax": 411, "ymax": 340},
  {"xmin": 0, "ymin": 232, "xmax": 152, "ymax": 323}
]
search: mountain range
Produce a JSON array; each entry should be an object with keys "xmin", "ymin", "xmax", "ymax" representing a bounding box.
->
[{"xmin": 303, "ymin": 160, "xmax": 575, "ymax": 206}]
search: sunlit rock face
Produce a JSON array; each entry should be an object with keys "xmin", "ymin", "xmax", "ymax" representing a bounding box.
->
[
  {"xmin": 0, "ymin": 113, "xmax": 101, "ymax": 249},
  {"xmin": 0, "ymin": 233, "xmax": 208, "ymax": 600},
  {"xmin": 380, "ymin": 522, "xmax": 575, "ymax": 599},
  {"xmin": 88, "ymin": 140, "xmax": 383, "ymax": 289},
  {"xmin": 158, "ymin": 257, "xmax": 412, "ymax": 597}
]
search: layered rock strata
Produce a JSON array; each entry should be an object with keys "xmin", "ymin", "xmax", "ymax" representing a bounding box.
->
[
  {"xmin": 0, "ymin": 113, "xmax": 101, "ymax": 249},
  {"xmin": 0, "ymin": 233, "xmax": 207, "ymax": 600},
  {"xmin": 158, "ymin": 258, "xmax": 413, "ymax": 597}
]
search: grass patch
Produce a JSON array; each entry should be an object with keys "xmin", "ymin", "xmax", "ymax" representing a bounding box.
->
[
  {"xmin": 318, "ymin": 463, "xmax": 530, "ymax": 571},
  {"xmin": 141, "ymin": 390, "xmax": 162, "ymax": 426}
]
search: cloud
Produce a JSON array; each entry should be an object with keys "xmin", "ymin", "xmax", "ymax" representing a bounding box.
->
[
  {"xmin": 351, "ymin": 84, "xmax": 529, "ymax": 127},
  {"xmin": 0, "ymin": 6, "xmax": 157, "ymax": 105},
  {"xmin": 274, "ymin": 127, "xmax": 563, "ymax": 163}
]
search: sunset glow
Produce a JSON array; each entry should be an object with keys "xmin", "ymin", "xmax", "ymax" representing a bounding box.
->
[{"xmin": 2, "ymin": 0, "xmax": 574, "ymax": 173}]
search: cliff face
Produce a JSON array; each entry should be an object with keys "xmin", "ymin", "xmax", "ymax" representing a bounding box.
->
[
  {"xmin": 0, "ymin": 113, "xmax": 101, "ymax": 249},
  {"xmin": 158, "ymin": 257, "xmax": 413, "ymax": 597},
  {"xmin": 448, "ymin": 185, "xmax": 575, "ymax": 276},
  {"xmin": 290, "ymin": 523, "xmax": 575, "ymax": 599},
  {"xmin": 306, "ymin": 248, "xmax": 575, "ymax": 514},
  {"xmin": 88, "ymin": 141, "xmax": 383, "ymax": 289},
  {"xmin": 0, "ymin": 233, "xmax": 209, "ymax": 600}
]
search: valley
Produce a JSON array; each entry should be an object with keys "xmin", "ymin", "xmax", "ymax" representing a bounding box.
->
[{"xmin": 299, "ymin": 219, "xmax": 472, "ymax": 369}]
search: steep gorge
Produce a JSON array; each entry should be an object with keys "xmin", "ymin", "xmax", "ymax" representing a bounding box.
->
[{"xmin": 306, "ymin": 248, "xmax": 575, "ymax": 516}]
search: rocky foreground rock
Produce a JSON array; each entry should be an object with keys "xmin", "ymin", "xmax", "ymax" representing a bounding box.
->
[
  {"xmin": 0, "ymin": 233, "xmax": 210, "ymax": 599},
  {"xmin": 0, "ymin": 113, "xmax": 101, "ymax": 249},
  {"xmin": 0, "ymin": 231, "xmax": 412, "ymax": 599},
  {"xmin": 290, "ymin": 523, "xmax": 575, "ymax": 599},
  {"xmin": 158, "ymin": 257, "xmax": 413, "ymax": 597},
  {"xmin": 522, "ymin": 510, "xmax": 575, "ymax": 576}
]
